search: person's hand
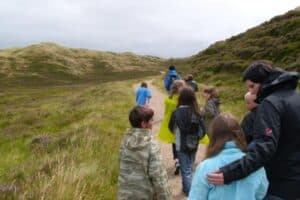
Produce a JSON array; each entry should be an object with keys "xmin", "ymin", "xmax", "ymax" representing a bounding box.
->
[{"xmin": 207, "ymin": 169, "xmax": 224, "ymax": 185}]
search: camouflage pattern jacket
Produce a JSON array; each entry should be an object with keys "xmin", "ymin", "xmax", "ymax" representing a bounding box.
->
[
  {"xmin": 118, "ymin": 128, "xmax": 171, "ymax": 200},
  {"xmin": 200, "ymin": 97, "xmax": 220, "ymax": 128}
]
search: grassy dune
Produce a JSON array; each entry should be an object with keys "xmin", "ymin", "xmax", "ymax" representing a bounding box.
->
[
  {"xmin": 168, "ymin": 8, "xmax": 300, "ymax": 120},
  {"xmin": 0, "ymin": 80, "xmax": 137, "ymax": 199},
  {"xmin": 1, "ymin": 7, "xmax": 299, "ymax": 200},
  {"xmin": 0, "ymin": 43, "xmax": 163, "ymax": 87},
  {"xmin": 0, "ymin": 42, "xmax": 164, "ymax": 200}
]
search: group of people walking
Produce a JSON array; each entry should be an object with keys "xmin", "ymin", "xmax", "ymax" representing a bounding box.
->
[{"xmin": 118, "ymin": 61, "xmax": 300, "ymax": 200}]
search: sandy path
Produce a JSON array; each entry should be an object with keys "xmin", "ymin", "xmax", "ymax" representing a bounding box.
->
[{"xmin": 134, "ymin": 80, "xmax": 206, "ymax": 200}]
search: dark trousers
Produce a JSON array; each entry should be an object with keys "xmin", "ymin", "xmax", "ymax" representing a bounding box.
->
[{"xmin": 172, "ymin": 143, "xmax": 177, "ymax": 159}]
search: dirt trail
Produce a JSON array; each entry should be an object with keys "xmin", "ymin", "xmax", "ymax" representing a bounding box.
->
[{"xmin": 134, "ymin": 81, "xmax": 206, "ymax": 200}]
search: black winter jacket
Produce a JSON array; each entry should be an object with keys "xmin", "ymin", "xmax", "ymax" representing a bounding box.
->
[
  {"xmin": 241, "ymin": 107, "xmax": 258, "ymax": 144},
  {"xmin": 220, "ymin": 68, "xmax": 300, "ymax": 199}
]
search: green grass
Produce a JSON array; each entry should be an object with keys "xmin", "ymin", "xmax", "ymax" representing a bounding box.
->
[
  {"xmin": 0, "ymin": 80, "xmax": 136, "ymax": 199},
  {"xmin": 0, "ymin": 42, "xmax": 164, "ymax": 87},
  {"xmin": 1, "ymin": 8, "xmax": 299, "ymax": 199}
]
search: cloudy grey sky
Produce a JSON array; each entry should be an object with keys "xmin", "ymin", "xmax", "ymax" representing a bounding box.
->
[{"xmin": 0, "ymin": 0, "xmax": 299, "ymax": 58}]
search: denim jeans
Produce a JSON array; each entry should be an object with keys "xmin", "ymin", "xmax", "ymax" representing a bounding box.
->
[{"xmin": 177, "ymin": 151, "xmax": 196, "ymax": 196}]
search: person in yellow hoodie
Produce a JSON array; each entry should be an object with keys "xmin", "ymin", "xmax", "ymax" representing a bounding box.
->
[{"xmin": 158, "ymin": 80, "xmax": 185, "ymax": 175}]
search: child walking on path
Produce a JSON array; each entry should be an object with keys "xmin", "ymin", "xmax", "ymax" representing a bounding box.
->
[
  {"xmin": 241, "ymin": 92, "xmax": 258, "ymax": 146},
  {"xmin": 168, "ymin": 87, "xmax": 206, "ymax": 196},
  {"xmin": 164, "ymin": 65, "xmax": 181, "ymax": 94},
  {"xmin": 189, "ymin": 113, "xmax": 268, "ymax": 200},
  {"xmin": 200, "ymin": 87, "xmax": 220, "ymax": 130},
  {"xmin": 118, "ymin": 106, "xmax": 171, "ymax": 200},
  {"xmin": 136, "ymin": 82, "xmax": 152, "ymax": 106},
  {"xmin": 158, "ymin": 80, "xmax": 186, "ymax": 175}
]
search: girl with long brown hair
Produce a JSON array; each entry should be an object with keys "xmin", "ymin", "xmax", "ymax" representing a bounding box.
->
[
  {"xmin": 189, "ymin": 113, "xmax": 268, "ymax": 200},
  {"xmin": 168, "ymin": 87, "xmax": 205, "ymax": 196}
]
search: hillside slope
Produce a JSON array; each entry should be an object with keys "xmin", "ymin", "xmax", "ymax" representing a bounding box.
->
[
  {"xmin": 0, "ymin": 43, "xmax": 164, "ymax": 86},
  {"xmin": 166, "ymin": 8, "xmax": 299, "ymax": 117},
  {"xmin": 189, "ymin": 8, "xmax": 300, "ymax": 76}
]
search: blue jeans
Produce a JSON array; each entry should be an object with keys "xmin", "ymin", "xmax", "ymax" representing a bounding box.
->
[{"xmin": 177, "ymin": 151, "xmax": 196, "ymax": 196}]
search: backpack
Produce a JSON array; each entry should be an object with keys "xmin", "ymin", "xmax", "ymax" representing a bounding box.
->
[{"xmin": 175, "ymin": 111, "xmax": 205, "ymax": 152}]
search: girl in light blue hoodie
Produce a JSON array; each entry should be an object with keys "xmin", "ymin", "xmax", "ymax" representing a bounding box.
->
[{"xmin": 189, "ymin": 113, "xmax": 268, "ymax": 200}]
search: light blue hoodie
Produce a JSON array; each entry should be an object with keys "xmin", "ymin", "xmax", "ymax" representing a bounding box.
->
[{"xmin": 189, "ymin": 141, "xmax": 269, "ymax": 200}]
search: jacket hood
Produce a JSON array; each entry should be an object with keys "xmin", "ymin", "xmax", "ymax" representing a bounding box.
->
[
  {"xmin": 123, "ymin": 128, "xmax": 151, "ymax": 150},
  {"xmin": 257, "ymin": 68, "xmax": 299, "ymax": 103},
  {"xmin": 168, "ymin": 70, "xmax": 178, "ymax": 77}
]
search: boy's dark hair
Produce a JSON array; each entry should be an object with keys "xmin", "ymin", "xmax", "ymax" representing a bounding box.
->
[
  {"xmin": 169, "ymin": 65, "xmax": 175, "ymax": 70},
  {"xmin": 141, "ymin": 82, "xmax": 147, "ymax": 88},
  {"xmin": 129, "ymin": 106, "xmax": 154, "ymax": 128},
  {"xmin": 243, "ymin": 61, "xmax": 273, "ymax": 83}
]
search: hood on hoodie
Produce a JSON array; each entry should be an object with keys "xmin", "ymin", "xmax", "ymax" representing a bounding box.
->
[
  {"xmin": 122, "ymin": 128, "xmax": 151, "ymax": 151},
  {"xmin": 257, "ymin": 68, "xmax": 299, "ymax": 103},
  {"xmin": 168, "ymin": 69, "xmax": 178, "ymax": 77}
]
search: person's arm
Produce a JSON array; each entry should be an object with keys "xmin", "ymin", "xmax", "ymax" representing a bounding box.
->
[
  {"xmin": 199, "ymin": 116, "xmax": 206, "ymax": 136},
  {"xmin": 148, "ymin": 141, "xmax": 171, "ymax": 200},
  {"xmin": 135, "ymin": 89, "xmax": 138, "ymax": 103},
  {"xmin": 208, "ymin": 100, "xmax": 281, "ymax": 184},
  {"xmin": 168, "ymin": 111, "xmax": 176, "ymax": 133},
  {"xmin": 164, "ymin": 75, "xmax": 170, "ymax": 90},
  {"xmin": 146, "ymin": 89, "xmax": 152, "ymax": 105}
]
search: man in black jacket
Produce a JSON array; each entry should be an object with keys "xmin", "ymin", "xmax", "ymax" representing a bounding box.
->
[{"xmin": 207, "ymin": 61, "xmax": 300, "ymax": 199}]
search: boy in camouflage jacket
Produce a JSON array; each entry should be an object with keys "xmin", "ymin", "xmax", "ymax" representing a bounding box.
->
[{"xmin": 118, "ymin": 106, "xmax": 171, "ymax": 200}]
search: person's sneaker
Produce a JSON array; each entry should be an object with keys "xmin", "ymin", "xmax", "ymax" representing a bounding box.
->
[{"xmin": 174, "ymin": 161, "xmax": 180, "ymax": 175}]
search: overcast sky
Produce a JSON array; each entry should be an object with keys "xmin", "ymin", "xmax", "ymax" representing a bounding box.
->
[{"xmin": 0, "ymin": 1, "xmax": 299, "ymax": 58}]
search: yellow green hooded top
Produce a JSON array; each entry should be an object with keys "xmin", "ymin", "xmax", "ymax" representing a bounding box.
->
[
  {"xmin": 158, "ymin": 95, "xmax": 178, "ymax": 143},
  {"xmin": 158, "ymin": 94, "xmax": 209, "ymax": 145}
]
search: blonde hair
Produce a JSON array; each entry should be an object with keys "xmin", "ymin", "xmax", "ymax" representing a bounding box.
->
[{"xmin": 169, "ymin": 80, "xmax": 185, "ymax": 98}]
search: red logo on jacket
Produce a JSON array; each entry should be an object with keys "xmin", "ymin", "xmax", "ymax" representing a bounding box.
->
[{"xmin": 265, "ymin": 128, "xmax": 273, "ymax": 136}]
